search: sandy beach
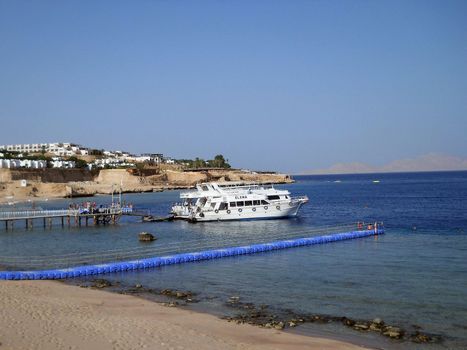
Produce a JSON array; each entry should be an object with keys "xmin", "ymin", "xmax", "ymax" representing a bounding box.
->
[{"xmin": 0, "ymin": 281, "xmax": 369, "ymax": 350}]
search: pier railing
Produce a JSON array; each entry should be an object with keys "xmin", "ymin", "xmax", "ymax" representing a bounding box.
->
[
  {"xmin": 0, "ymin": 209, "xmax": 79, "ymax": 220},
  {"xmin": 0, "ymin": 207, "xmax": 133, "ymax": 221}
]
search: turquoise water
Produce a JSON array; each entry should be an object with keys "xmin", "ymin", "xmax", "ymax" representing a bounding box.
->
[{"xmin": 1, "ymin": 171, "xmax": 466, "ymax": 348}]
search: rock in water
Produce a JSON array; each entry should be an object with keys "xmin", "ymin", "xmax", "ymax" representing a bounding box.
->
[
  {"xmin": 370, "ymin": 318, "xmax": 385, "ymax": 331},
  {"xmin": 410, "ymin": 331, "xmax": 438, "ymax": 343},
  {"xmin": 382, "ymin": 326, "xmax": 404, "ymax": 339},
  {"xmin": 353, "ymin": 323, "xmax": 370, "ymax": 331},
  {"xmin": 342, "ymin": 317, "xmax": 356, "ymax": 327},
  {"xmin": 372, "ymin": 318, "xmax": 384, "ymax": 325},
  {"xmin": 91, "ymin": 279, "xmax": 112, "ymax": 289},
  {"xmin": 274, "ymin": 322, "xmax": 285, "ymax": 330},
  {"xmin": 139, "ymin": 232, "xmax": 156, "ymax": 242}
]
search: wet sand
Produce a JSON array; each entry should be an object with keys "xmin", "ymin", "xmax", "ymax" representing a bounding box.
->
[{"xmin": 0, "ymin": 281, "xmax": 370, "ymax": 350}]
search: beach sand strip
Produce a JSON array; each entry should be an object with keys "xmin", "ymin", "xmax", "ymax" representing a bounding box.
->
[{"xmin": 0, "ymin": 281, "xmax": 368, "ymax": 350}]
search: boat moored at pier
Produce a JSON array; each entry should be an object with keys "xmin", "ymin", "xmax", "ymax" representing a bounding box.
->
[{"xmin": 171, "ymin": 182, "xmax": 308, "ymax": 222}]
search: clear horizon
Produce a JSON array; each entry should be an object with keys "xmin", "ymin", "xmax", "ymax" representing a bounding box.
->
[{"xmin": 1, "ymin": 0, "xmax": 466, "ymax": 173}]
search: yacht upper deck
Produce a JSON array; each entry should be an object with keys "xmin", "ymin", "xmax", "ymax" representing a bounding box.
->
[{"xmin": 180, "ymin": 182, "xmax": 289, "ymax": 199}]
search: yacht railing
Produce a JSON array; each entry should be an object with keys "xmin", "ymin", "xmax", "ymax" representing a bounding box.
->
[
  {"xmin": 180, "ymin": 182, "xmax": 281, "ymax": 197},
  {"xmin": 220, "ymin": 184, "xmax": 274, "ymax": 191},
  {"xmin": 179, "ymin": 189, "xmax": 203, "ymax": 197},
  {"xmin": 290, "ymin": 195, "xmax": 309, "ymax": 202}
]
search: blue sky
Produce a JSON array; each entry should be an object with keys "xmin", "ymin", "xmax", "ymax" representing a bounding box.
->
[{"xmin": 1, "ymin": 0, "xmax": 466, "ymax": 173}]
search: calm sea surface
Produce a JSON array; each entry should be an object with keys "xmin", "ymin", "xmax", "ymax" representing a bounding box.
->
[{"xmin": 1, "ymin": 171, "xmax": 466, "ymax": 349}]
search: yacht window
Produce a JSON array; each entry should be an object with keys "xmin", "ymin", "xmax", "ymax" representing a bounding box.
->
[
  {"xmin": 219, "ymin": 202, "xmax": 228, "ymax": 210},
  {"xmin": 285, "ymin": 195, "xmax": 289, "ymax": 199},
  {"xmin": 261, "ymin": 200, "xmax": 269, "ymax": 205},
  {"xmin": 236, "ymin": 201, "xmax": 244, "ymax": 207},
  {"xmin": 230, "ymin": 202, "xmax": 236, "ymax": 207},
  {"xmin": 253, "ymin": 200, "xmax": 260, "ymax": 205},
  {"xmin": 211, "ymin": 203, "xmax": 216, "ymax": 209},
  {"xmin": 267, "ymin": 195, "xmax": 280, "ymax": 200},
  {"xmin": 245, "ymin": 201, "xmax": 252, "ymax": 206},
  {"xmin": 202, "ymin": 185, "xmax": 209, "ymax": 191}
]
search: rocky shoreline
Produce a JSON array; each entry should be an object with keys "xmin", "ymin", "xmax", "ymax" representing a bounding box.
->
[
  {"xmin": 75, "ymin": 278, "xmax": 443, "ymax": 347},
  {"xmin": 0, "ymin": 168, "xmax": 293, "ymax": 204}
]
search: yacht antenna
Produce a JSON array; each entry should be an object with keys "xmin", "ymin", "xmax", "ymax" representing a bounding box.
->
[{"xmin": 119, "ymin": 177, "xmax": 123, "ymax": 206}]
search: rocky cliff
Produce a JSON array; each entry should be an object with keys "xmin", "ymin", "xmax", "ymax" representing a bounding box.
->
[{"xmin": 0, "ymin": 168, "xmax": 293, "ymax": 203}]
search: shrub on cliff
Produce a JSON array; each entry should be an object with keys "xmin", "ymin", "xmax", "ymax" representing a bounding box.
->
[
  {"xmin": 208, "ymin": 155, "xmax": 231, "ymax": 169},
  {"xmin": 179, "ymin": 155, "xmax": 231, "ymax": 169},
  {"xmin": 68, "ymin": 156, "xmax": 88, "ymax": 169}
]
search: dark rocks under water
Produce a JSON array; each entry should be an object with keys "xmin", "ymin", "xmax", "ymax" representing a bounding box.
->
[
  {"xmin": 223, "ymin": 295, "xmax": 442, "ymax": 344},
  {"xmin": 119, "ymin": 283, "xmax": 199, "ymax": 304},
  {"xmin": 82, "ymin": 278, "xmax": 115, "ymax": 289},
  {"xmin": 71, "ymin": 279, "xmax": 443, "ymax": 345}
]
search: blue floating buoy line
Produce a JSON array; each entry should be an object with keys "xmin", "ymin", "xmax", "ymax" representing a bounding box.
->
[{"xmin": 0, "ymin": 225, "xmax": 384, "ymax": 280}]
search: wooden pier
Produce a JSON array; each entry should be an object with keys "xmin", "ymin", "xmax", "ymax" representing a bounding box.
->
[{"xmin": 0, "ymin": 208, "xmax": 129, "ymax": 230}]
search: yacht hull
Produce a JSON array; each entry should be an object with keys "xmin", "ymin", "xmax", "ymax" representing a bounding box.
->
[{"xmin": 175, "ymin": 201, "xmax": 305, "ymax": 222}]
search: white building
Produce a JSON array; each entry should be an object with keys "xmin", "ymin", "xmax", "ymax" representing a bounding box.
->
[
  {"xmin": 0, "ymin": 159, "xmax": 20, "ymax": 168},
  {"xmin": 0, "ymin": 143, "xmax": 174, "ymax": 167},
  {"xmin": 128, "ymin": 153, "xmax": 165, "ymax": 164},
  {"xmin": 50, "ymin": 160, "xmax": 76, "ymax": 169},
  {"xmin": 103, "ymin": 151, "xmax": 117, "ymax": 157},
  {"xmin": 0, "ymin": 142, "xmax": 87, "ymax": 157},
  {"xmin": 0, "ymin": 159, "xmax": 47, "ymax": 169},
  {"xmin": 132, "ymin": 156, "xmax": 151, "ymax": 163},
  {"xmin": 20, "ymin": 159, "xmax": 47, "ymax": 169},
  {"xmin": 88, "ymin": 158, "xmax": 134, "ymax": 170}
]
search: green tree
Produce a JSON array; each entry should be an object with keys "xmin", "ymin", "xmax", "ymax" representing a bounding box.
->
[
  {"xmin": 89, "ymin": 149, "xmax": 103, "ymax": 156},
  {"xmin": 211, "ymin": 154, "xmax": 230, "ymax": 168},
  {"xmin": 192, "ymin": 157, "xmax": 206, "ymax": 168},
  {"xmin": 178, "ymin": 155, "xmax": 231, "ymax": 169},
  {"xmin": 68, "ymin": 156, "xmax": 88, "ymax": 169}
]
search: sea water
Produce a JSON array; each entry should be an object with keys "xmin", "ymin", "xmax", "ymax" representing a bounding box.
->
[{"xmin": 1, "ymin": 171, "xmax": 466, "ymax": 349}]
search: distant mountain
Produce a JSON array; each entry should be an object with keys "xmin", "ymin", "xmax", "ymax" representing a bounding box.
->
[{"xmin": 301, "ymin": 153, "xmax": 467, "ymax": 175}]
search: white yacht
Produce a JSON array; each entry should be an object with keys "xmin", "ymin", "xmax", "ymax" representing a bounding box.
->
[{"xmin": 171, "ymin": 182, "xmax": 308, "ymax": 222}]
